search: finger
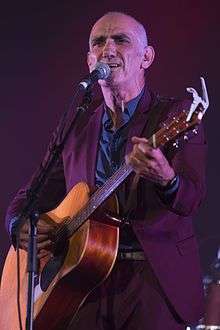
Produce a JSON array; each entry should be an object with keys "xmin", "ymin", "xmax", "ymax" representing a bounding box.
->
[
  {"xmin": 36, "ymin": 234, "xmax": 51, "ymax": 243},
  {"xmin": 37, "ymin": 240, "xmax": 53, "ymax": 250},
  {"xmin": 37, "ymin": 224, "xmax": 57, "ymax": 234},
  {"xmin": 20, "ymin": 218, "xmax": 57, "ymax": 234},
  {"xmin": 128, "ymin": 155, "xmax": 144, "ymax": 174},
  {"xmin": 136, "ymin": 144, "xmax": 162, "ymax": 163},
  {"xmin": 129, "ymin": 145, "xmax": 158, "ymax": 169},
  {"xmin": 19, "ymin": 232, "xmax": 29, "ymax": 242},
  {"xmin": 128, "ymin": 150, "xmax": 148, "ymax": 168},
  {"xmin": 37, "ymin": 249, "xmax": 52, "ymax": 259},
  {"xmin": 128, "ymin": 155, "xmax": 164, "ymax": 185},
  {"xmin": 137, "ymin": 142, "xmax": 153, "ymax": 155},
  {"xmin": 19, "ymin": 230, "xmax": 51, "ymax": 242},
  {"xmin": 38, "ymin": 217, "xmax": 57, "ymax": 226},
  {"xmin": 131, "ymin": 136, "xmax": 148, "ymax": 144},
  {"xmin": 132, "ymin": 144, "xmax": 151, "ymax": 161},
  {"xmin": 131, "ymin": 140, "xmax": 153, "ymax": 156},
  {"xmin": 129, "ymin": 154, "xmax": 155, "ymax": 174},
  {"xmin": 19, "ymin": 239, "xmax": 53, "ymax": 253},
  {"xmin": 150, "ymin": 147, "xmax": 165, "ymax": 160},
  {"xmin": 19, "ymin": 240, "xmax": 28, "ymax": 251},
  {"xmin": 19, "ymin": 237, "xmax": 50, "ymax": 249},
  {"xmin": 20, "ymin": 223, "xmax": 30, "ymax": 234},
  {"xmin": 133, "ymin": 152, "xmax": 157, "ymax": 170}
]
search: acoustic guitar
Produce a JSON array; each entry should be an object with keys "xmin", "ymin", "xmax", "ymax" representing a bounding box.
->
[{"xmin": 0, "ymin": 102, "xmax": 206, "ymax": 330}]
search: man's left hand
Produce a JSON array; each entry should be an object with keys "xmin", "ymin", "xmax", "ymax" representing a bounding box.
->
[{"xmin": 126, "ymin": 136, "xmax": 175, "ymax": 187}]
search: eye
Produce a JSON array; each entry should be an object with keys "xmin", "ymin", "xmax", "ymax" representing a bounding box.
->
[
  {"xmin": 91, "ymin": 37, "xmax": 106, "ymax": 47},
  {"xmin": 114, "ymin": 35, "xmax": 130, "ymax": 44},
  {"xmin": 116, "ymin": 38, "xmax": 125, "ymax": 43}
]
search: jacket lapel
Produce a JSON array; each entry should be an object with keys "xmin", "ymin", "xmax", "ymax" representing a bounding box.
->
[
  {"xmin": 83, "ymin": 87, "xmax": 157, "ymax": 186},
  {"xmin": 84, "ymin": 104, "xmax": 104, "ymax": 186},
  {"xmin": 125, "ymin": 88, "xmax": 153, "ymax": 155}
]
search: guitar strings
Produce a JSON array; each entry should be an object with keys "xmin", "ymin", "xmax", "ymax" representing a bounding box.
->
[{"xmin": 54, "ymin": 163, "xmax": 131, "ymax": 243}]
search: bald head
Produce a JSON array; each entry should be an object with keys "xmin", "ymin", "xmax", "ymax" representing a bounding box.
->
[
  {"xmin": 89, "ymin": 12, "xmax": 148, "ymax": 50},
  {"xmin": 87, "ymin": 11, "xmax": 155, "ymax": 98}
]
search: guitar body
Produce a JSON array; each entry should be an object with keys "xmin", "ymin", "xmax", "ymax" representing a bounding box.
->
[{"xmin": 0, "ymin": 182, "xmax": 119, "ymax": 330}]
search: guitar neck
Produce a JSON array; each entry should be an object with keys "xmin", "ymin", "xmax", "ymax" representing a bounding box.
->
[
  {"xmin": 64, "ymin": 136, "xmax": 156, "ymax": 236},
  {"xmin": 89, "ymin": 134, "xmax": 157, "ymax": 212},
  {"xmin": 61, "ymin": 107, "xmax": 203, "ymax": 237},
  {"xmin": 64, "ymin": 163, "xmax": 132, "ymax": 236}
]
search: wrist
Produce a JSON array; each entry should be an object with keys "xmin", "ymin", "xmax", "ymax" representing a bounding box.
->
[
  {"xmin": 157, "ymin": 174, "xmax": 179, "ymax": 191},
  {"xmin": 160, "ymin": 170, "xmax": 176, "ymax": 187}
]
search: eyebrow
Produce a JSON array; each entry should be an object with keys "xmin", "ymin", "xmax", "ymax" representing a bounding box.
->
[{"xmin": 90, "ymin": 33, "xmax": 131, "ymax": 45}]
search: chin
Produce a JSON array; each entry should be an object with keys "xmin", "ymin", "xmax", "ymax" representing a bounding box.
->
[{"xmin": 103, "ymin": 75, "xmax": 126, "ymax": 87}]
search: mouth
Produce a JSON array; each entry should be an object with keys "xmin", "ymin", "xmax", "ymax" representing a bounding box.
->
[
  {"xmin": 109, "ymin": 63, "xmax": 121, "ymax": 70},
  {"xmin": 103, "ymin": 62, "xmax": 122, "ymax": 71}
]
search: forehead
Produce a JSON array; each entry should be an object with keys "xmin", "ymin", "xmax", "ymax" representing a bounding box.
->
[{"xmin": 90, "ymin": 15, "xmax": 140, "ymax": 40}]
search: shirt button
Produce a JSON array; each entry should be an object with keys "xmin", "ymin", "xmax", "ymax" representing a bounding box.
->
[{"xmin": 111, "ymin": 161, "xmax": 118, "ymax": 172}]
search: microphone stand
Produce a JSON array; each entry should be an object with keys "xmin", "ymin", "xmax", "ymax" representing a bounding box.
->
[{"xmin": 15, "ymin": 86, "xmax": 93, "ymax": 330}]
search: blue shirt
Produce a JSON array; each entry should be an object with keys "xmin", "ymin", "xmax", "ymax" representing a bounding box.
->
[{"xmin": 95, "ymin": 91, "xmax": 143, "ymax": 187}]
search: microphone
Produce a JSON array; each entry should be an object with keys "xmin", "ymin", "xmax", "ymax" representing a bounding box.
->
[{"xmin": 79, "ymin": 62, "xmax": 111, "ymax": 90}]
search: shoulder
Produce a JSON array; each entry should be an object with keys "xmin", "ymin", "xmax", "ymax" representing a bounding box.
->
[
  {"xmin": 150, "ymin": 92, "xmax": 193, "ymax": 122},
  {"xmin": 152, "ymin": 92, "xmax": 192, "ymax": 112}
]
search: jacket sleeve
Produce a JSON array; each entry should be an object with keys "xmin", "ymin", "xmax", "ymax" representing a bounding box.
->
[
  {"xmin": 156, "ymin": 99, "xmax": 207, "ymax": 217},
  {"xmin": 5, "ymin": 137, "xmax": 66, "ymax": 236}
]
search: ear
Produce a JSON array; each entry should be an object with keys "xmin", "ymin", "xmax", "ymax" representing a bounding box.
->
[
  {"xmin": 87, "ymin": 52, "xmax": 97, "ymax": 72},
  {"xmin": 141, "ymin": 46, "xmax": 155, "ymax": 70}
]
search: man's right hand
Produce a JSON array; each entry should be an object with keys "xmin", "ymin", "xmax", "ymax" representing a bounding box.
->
[{"xmin": 19, "ymin": 218, "xmax": 58, "ymax": 259}]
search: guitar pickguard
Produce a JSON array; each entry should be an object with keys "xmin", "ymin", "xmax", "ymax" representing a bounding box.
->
[{"xmin": 40, "ymin": 242, "xmax": 69, "ymax": 292}]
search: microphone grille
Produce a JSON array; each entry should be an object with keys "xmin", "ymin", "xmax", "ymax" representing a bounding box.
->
[{"xmin": 95, "ymin": 62, "xmax": 111, "ymax": 80}]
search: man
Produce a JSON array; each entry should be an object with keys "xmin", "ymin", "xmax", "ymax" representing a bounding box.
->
[{"xmin": 5, "ymin": 12, "xmax": 207, "ymax": 329}]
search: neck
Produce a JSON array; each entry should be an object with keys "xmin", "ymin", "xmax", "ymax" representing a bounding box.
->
[{"xmin": 100, "ymin": 80, "xmax": 145, "ymax": 112}]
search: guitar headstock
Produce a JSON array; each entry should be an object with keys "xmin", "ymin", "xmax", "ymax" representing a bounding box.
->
[{"xmin": 151, "ymin": 77, "xmax": 209, "ymax": 148}]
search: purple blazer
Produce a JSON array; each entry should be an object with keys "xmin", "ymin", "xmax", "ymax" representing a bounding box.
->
[{"xmin": 6, "ymin": 86, "xmax": 207, "ymax": 324}]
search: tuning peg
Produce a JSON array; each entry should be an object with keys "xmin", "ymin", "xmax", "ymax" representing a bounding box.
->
[
  {"xmin": 173, "ymin": 140, "xmax": 179, "ymax": 148},
  {"xmin": 172, "ymin": 116, "xmax": 180, "ymax": 123},
  {"xmin": 183, "ymin": 134, "xmax": 189, "ymax": 141},
  {"xmin": 193, "ymin": 128, "xmax": 198, "ymax": 135}
]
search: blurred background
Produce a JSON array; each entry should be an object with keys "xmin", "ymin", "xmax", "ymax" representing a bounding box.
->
[{"xmin": 0, "ymin": 0, "xmax": 219, "ymax": 279}]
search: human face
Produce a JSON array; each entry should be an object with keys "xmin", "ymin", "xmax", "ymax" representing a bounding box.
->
[{"xmin": 88, "ymin": 14, "xmax": 151, "ymax": 92}]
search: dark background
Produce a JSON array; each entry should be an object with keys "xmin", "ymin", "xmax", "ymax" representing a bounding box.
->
[{"xmin": 0, "ymin": 0, "xmax": 219, "ymax": 276}]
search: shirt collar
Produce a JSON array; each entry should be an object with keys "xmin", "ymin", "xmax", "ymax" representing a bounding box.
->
[
  {"xmin": 103, "ymin": 87, "xmax": 145, "ymax": 126},
  {"xmin": 125, "ymin": 87, "xmax": 144, "ymax": 118}
]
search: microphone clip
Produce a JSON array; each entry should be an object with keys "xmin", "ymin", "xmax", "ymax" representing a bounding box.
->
[{"xmin": 77, "ymin": 86, "xmax": 93, "ymax": 113}]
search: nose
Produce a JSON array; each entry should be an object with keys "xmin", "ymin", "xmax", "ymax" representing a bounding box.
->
[{"xmin": 102, "ymin": 39, "xmax": 117, "ymax": 59}]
